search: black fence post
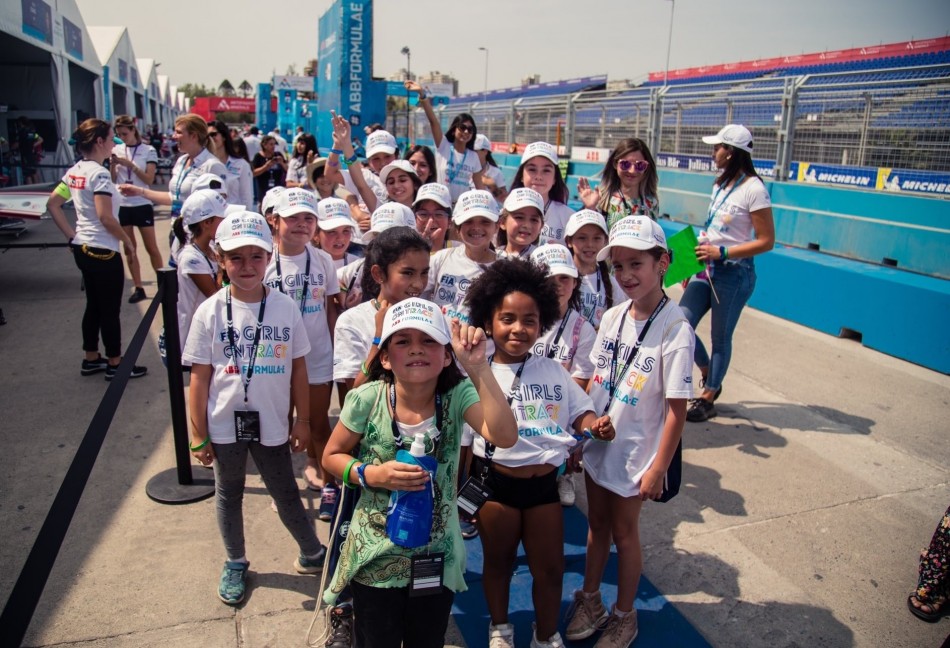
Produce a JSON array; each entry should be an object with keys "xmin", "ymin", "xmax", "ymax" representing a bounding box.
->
[{"xmin": 145, "ymin": 269, "xmax": 214, "ymax": 504}]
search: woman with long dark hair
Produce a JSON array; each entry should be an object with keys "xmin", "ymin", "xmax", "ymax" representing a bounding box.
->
[
  {"xmin": 286, "ymin": 133, "xmax": 319, "ymax": 188},
  {"xmin": 680, "ymin": 125, "xmax": 774, "ymax": 422},
  {"xmin": 578, "ymin": 137, "xmax": 660, "ymax": 231},
  {"xmin": 48, "ymin": 118, "xmax": 147, "ymax": 380},
  {"xmin": 403, "ymin": 144, "xmax": 437, "ymax": 185}
]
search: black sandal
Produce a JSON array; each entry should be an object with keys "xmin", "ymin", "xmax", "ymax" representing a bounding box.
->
[{"xmin": 908, "ymin": 594, "xmax": 946, "ymax": 622}]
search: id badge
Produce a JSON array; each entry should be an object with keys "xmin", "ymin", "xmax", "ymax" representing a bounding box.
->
[
  {"xmin": 267, "ymin": 177, "xmax": 275, "ymax": 189},
  {"xmin": 457, "ymin": 476, "xmax": 492, "ymax": 521},
  {"xmin": 171, "ymin": 198, "xmax": 183, "ymax": 217},
  {"xmin": 234, "ymin": 410, "xmax": 261, "ymax": 442},
  {"xmin": 409, "ymin": 552, "xmax": 444, "ymax": 597}
]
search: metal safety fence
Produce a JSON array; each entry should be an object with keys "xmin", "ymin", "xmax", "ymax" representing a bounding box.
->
[{"xmin": 413, "ymin": 63, "xmax": 950, "ymax": 181}]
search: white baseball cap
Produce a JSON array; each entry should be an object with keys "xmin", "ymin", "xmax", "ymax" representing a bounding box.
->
[
  {"xmin": 702, "ymin": 124, "xmax": 753, "ymax": 153},
  {"xmin": 521, "ymin": 141, "xmax": 558, "ymax": 166},
  {"xmin": 413, "ymin": 183, "xmax": 452, "ymax": 209},
  {"xmin": 224, "ymin": 204, "xmax": 246, "ymax": 216},
  {"xmin": 503, "ymin": 187, "xmax": 544, "ymax": 215},
  {"xmin": 379, "ymin": 159, "xmax": 418, "ymax": 185},
  {"xmin": 192, "ymin": 172, "xmax": 227, "ymax": 197},
  {"xmin": 379, "ymin": 298, "xmax": 451, "ymax": 347},
  {"xmin": 565, "ymin": 209, "xmax": 609, "ymax": 237},
  {"xmin": 474, "ymin": 134, "xmax": 492, "ymax": 151},
  {"xmin": 453, "ymin": 189, "xmax": 500, "ymax": 225},
  {"xmin": 261, "ymin": 186, "xmax": 286, "ymax": 214},
  {"xmin": 275, "ymin": 187, "xmax": 318, "ymax": 218},
  {"xmin": 365, "ymin": 130, "xmax": 397, "ymax": 158},
  {"xmin": 182, "ymin": 189, "xmax": 228, "ymax": 226},
  {"xmin": 217, "ymin": 211, "xmax": 273, "ymax": 253},
  {"xmin": 364, "ymin": 202, "xmax": 416, "ymax": 242},
  {"xmin": 596, "ymin": 216, "xmax": 667, "ymax": 262},
  {"xmin": 316, "ymin": 197, "xmax": 358, "ymax": 232},
  {"xmin": 531, "ymin": 244, "xmax": 578, "ymax": 278}
]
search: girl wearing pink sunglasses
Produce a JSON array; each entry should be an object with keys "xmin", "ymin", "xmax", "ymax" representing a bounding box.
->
[{"xmin": 578, "ymin": 138, "xmax": 660, "ymax": 232}]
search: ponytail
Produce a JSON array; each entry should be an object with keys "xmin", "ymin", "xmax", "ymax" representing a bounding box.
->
[
  {"xmin": 171, "ymin": 216, "xmax": 187, "ymax": 246},
  {"xmin": 598, "ymin": 261, "xmax": 613, "ymax": 310}
]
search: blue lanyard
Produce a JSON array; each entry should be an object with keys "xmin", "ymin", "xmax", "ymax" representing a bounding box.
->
[
  {"xmin": 388, "ymin": 382, "xmax": 443, "ymax": 455},
  {"xmin": 173, "ymin": 157, "xmax": 196, "ymax": 201},
  {"xmin": 225, "ymin": 286, "xmax": 267, "ymax": 404},
  {"xmin": 704, "ymin": 174, "xmax": 745, "ymax": 230}
]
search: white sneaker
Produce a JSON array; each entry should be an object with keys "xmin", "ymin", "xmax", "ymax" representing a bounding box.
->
[
  {"xmin": 557, "ymin": 473, "xmax": 575, "ymax": 507},
  {"xmin": 593, "ymin": 607, "xmax": 638, "ymax": 648},
  {"xmin": 530, "ymin": 623, "xmax": 566, "ymax": 647},
  {"xmin": 489, "ymin": 622, "xmax": 515, "ymax": 648}
]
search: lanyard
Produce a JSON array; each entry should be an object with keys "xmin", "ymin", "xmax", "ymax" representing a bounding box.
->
[
  {"xmin": 125, "ymin": 144, "xmax": 140, "ymax": 184},
  {"xmin": 618, "ymin": 191, "xmax": 643, "ymax": 216},
  {"xmin": 388, "ymin": 382, "xmax": 443, "ymax": 455},
  {"xmin": 604, "ymin": 294, "xmax": 668, "ymax": 415},
  {"xmin": 445, "ymin": 147, "xmax": 466, "ymax": 185},
  {"xmin": 225, "ymin": 286, "xmax": 267, "ymax": 404},
  {"xmin": 544, "ymin": 313, "xmax": 572, "ymax": 359},
  {"xmin": 173, "ymin": 157, "xmax": 196, "ymax": 201},
  {"xmin": 704, "ymin": 173, "xmax": 745, "ymax": 230},
  {"xmin": 191, "ymin": 243, "xmax": 215, "ymax": 273},
  {"xmin": 274, "ymin": 248, "xmax": 311, "ymax": 316},
  {"xmin": 481, "ymin": 354, "xmax": 529, "ymax": 473}
]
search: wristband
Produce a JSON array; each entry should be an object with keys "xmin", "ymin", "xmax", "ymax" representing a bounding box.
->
[
  {"xmin": 328, "ymin": 160, "xmax": 339, "ymax": 168},
  {"xmin": 418, "ymin": 91, "xmax": 428, "ymax": 101},
  {"xmin": 346, "ymin": 154, "xmax": 359, "ymax": 165},
  {"xmin": 720, "ymin": 246, "xmax": 729, "ymax": 260},
  {"xmin": 330, "ymin": 148, "xmax": 343, "ymax": 155},
  {"xmin": 356, "ymin": 462, "xmax": 370, "ymax": 489},
  {"xmin": 189, "ymin": 437, "xmax": 209, "ymax": 452},
  {"xmin": 360, "ymin": 361, "xmax": 369, "ymax": 377},
  {"xmin": 343, "ymin": 458, "xmax": 359, "ymax": 489},
  {"xmin": 371, "ymin": 336, "xmax": 381, "ymax": 346}
]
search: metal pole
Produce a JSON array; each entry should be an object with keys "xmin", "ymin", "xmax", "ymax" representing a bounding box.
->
[
  {"xmin": 402, "ymin": 46, "xmax": 411, "ymax": 142},
  {"xmin": 664, "ymin": 0, "xmax": 675, "ymax": 87},
  {"xmin": 479, "ymin": 47, "xmax": 489, "ymax": 107}
]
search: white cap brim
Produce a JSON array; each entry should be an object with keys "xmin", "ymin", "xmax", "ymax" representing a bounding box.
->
[
  {"xmin": 318, "ymin": 216, "xmax": 358, "ymax": 232},
  {"xmin": 219, "ymin": 236, "xmax": 273, "ymax": 253},
  {"xmin": 453, "ymin": 209, "xmax": 499, "ymax": 225},
  {"xmin": 596, "ymin": 239, "xmax": 654, "ymax": 263},
  {"xmin": 366, "ymin": 145, "xmax": 396, "ymax": 158}
]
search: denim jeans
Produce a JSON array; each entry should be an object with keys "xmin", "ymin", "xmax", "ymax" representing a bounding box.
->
[{"xmin": 678, "ymin": 259, "xmax": 756, "ymax": 392}]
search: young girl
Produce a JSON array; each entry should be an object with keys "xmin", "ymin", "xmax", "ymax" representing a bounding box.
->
[
  {"xmin": 530, "ymin": 244, "xmax": 599, "ymax": 508},
  {"xmin": 312, "ymin": 197, "xmax": 361, "ymax": 307},
  {"xmin": 425, "ymin": 189, "xmax": 498, "ymax": 325},
  {"xmin": 464, "ymin": 259, "xmax": 614, "ymax": 648},
  {"xmin": 183, "ymin": 211, "xmax": 326, "ymax": 606},
  {"xmin": 322, "ymin": 299, "xmax": 518, "ymax": 647},
  {"xmin": 495, "ymin": 188, "xmax": 544, "ymax": 260},
  {"xmin": 413, "ymin": 182, "xmax": 457, "ymax": 253},
  {"xmin": 566, "ymin": 216, "xmax": 694, "ymax": 647},
  {"xmin": 325, "ymin": 113, "xmax": 394, "ymax": 224},
  {"xmin": 474, "ymin": 134, "xmax": 508, "ymax": 202},
  {"xmin": 565, "ymin": 210, "xmax": 623, "ymax": 330},
  {"xmin": 344, "ymin": 152, "xmax": 421, "ymax": 214},
  {"xmin": 406, "ymin": 81, "xmax": 484, "ymax": 202},
  {"xmin": 510, "ymin": 142, "xmax": 573, "ymax": 245},
  {"xmin": 578, "ymin": 138, "xmax": 660, "ymax": 232},
  {"xmin": 175, "ymin": 189, "xmax": 226, "ymax": 363},
  {"xmin": 262, "ymin": 188, "xmax": 341, "ymax": 504},
  {"xmin": 404, "ymin": 144, "xmax": 437, "ymax": 185},
  {"xmin": 208, "ymin": 120, "xmax": 254, "ymax": 211}
]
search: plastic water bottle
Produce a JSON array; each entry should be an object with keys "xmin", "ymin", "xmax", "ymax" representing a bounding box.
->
[{"xmin": 386, "ymin": 432, "xmax": 438, "ymax": 548}]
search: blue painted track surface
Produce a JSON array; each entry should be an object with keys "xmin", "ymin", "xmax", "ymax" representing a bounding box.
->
[{"xmin": 452, "ymin": 506, "xmax": 712, "ymax": 647}]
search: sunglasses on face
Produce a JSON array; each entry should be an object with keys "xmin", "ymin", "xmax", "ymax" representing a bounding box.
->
[
  {"xmin": 457, "ymin": 124, "xmax": 474, "ymax": 134},
  {"xmin": 618, "ymin": 159, "xmax": 649, "ymax": 173}
]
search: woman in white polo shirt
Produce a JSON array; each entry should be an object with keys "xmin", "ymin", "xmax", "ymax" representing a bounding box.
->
[
  {"xmin": 47, "ymin": 118, "xmax": 147, "ymax": 380},
  {"xmin": 111, "ymin": 115, "xmax": 162, "ymax": 304}
]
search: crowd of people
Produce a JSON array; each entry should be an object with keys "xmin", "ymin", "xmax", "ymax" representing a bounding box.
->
[{"xmin": 46, "ymin": 108, "xmax": 797, "ymax": 648}]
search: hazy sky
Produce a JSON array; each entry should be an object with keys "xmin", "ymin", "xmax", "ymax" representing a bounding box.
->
[{"xmin": 75, "ymin": 0, "xmax": 949, "ymax": 94}]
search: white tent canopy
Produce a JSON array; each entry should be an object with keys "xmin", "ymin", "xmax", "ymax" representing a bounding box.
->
[
  {"xmin": 88, "ymin": 26, "xmax": 143, "ymax": 124},
  {"xmin": 137, "ymin": 57, "xmax": 160, "ymax": 128},
  {"xmin": 0, "ymin": 0, "xmax": 103, "ymax": 177}
]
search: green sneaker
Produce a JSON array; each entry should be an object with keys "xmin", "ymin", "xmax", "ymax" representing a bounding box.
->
[{"xmin": 218, "ymin": 560, "xmax": 249, "ymax": 605}]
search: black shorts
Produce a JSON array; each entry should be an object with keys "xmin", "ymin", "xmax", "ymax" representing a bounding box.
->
[
  {"xmin": 471, "ymin": 456, "xmax": 560, "ymax": 510},
  {"xmin": 119, "ymin": 204, "xmax": 155, "ymax": 228}
]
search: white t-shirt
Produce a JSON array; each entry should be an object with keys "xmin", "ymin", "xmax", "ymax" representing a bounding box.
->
[
  {"xmin": 271, "ymin": 132, "xmax": 288, "ymax": 155},
  {"xmin": 337, "ymin": 256, "xmax": 365, "ymax": 301},
  {"xmin": 286, "ymin": 157, "xmax": 308, "ymax": 186},
  {"xmin": 263, "ymin": 246, "xmax": 340, "ymax": 383},
  {"xmin": 585, "ymin": 299, "xmax": 695, "ymax": 497},
  {"xmin": 176, "ymin": 243, "xmax": 218, "ymax": 357},
  {"xmin": 332, "ymin": 300, "xmax": 377, "ymax": 382},
  {"xmin": 168, "ymin": 149, "xmax": 229, "ymax": 205},
  {"xmin": 182, "ymin": 288, "xmax": 311, "ymax": 446},
  {"xmin": 541, "ymin": 201, "xmax": 574, "ymax": 246},
  {"xmin": 63, "ymin": 160, "xmax": 121, "ymax": 251},
  {"xmin": 471, "ymin": 355, "xmax": 593, "ymax": 468},
  {"xmin": 425, "ymin": 245, "xmax": 494, "ymax": 325},
  {"xmin": 113, "ymin": 142, "xmax": 159, "ymax": 208},
  {"xmin": 226, "ymin": 157, "xmax": 254, "ymax": 210},
  {"xmin": 495, "ymin": 244, "xmax": 537, "ymax": 261},
  {"xmin": 470, "ymin": 164, "xmax": 506, "ymax": 191},
  {"xmin": 579, "ymin": 270, "xmax": 624, "ymax": 330},
  {"xmin": 532, "ymin": 309, "xmax": 597, "ymax": 381},
  {"xmin": 706, "ymin": 176, "xmax": 771, "ymax": 248},
  {"xmin": 436, "ymin": 138, "xmax": 482, "ymax": 202},
  {"xmin": 243, "ymin": 135, "xmax": 262, "ymax": 161},
  {"xmin": 340, "ymin": 167, "xmax": 388, "ymax": 215}
]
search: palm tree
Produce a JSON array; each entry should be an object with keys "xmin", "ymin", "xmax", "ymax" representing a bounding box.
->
[
  {"xmin": 238, "ymin": 80, "xmax": 253, "ymax": 98},
  {"xmin": 218, "ymin": 79, "xmax": 235, "ymax": 96}
]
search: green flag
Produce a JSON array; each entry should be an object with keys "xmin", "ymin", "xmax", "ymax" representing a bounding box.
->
[{"xmin": 664, "ymin": 226, "xmax": 705, "ymax": 287}]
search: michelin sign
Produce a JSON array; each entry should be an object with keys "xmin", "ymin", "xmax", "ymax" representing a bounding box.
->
[{"xmin": 317, "ymin": 0, "xmax": 385, "ymax": 150}]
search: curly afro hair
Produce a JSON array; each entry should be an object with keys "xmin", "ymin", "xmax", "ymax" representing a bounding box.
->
[{"xmin": 465, "ymin": 258, "xmax": 561, "ymax": 335}]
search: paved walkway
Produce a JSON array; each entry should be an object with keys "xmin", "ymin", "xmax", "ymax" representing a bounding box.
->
[{"xmin": 0, "ymin": 211, "xmax": 947, "ymax": 647}]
